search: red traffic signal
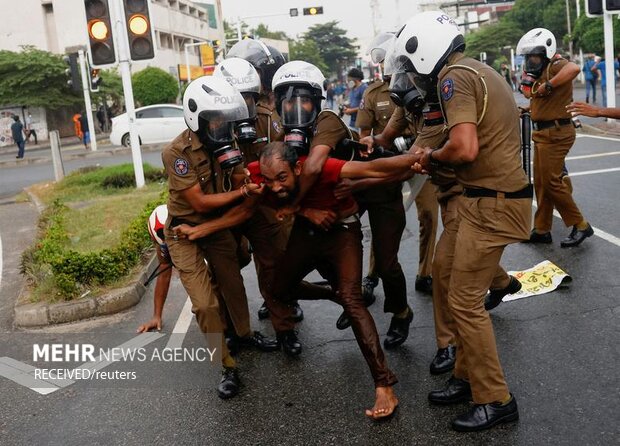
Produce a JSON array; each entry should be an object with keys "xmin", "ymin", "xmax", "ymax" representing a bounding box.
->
[
  {"xmin": 123, "ymin": 0, "xmax": 155, "ymax": 61},
  {"xmin": 84, "ymin": 0, "xmax": 116, "ymax": 66}
]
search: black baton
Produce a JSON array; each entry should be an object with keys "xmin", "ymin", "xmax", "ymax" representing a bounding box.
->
[{"xmin": 521, "ymin": 112, "xmax": 532, "ymax": 184}]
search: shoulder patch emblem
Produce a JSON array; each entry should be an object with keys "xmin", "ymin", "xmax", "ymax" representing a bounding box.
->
[
  {"xmin": 174, "ymin": 158, "xmax": 189, "ymax": 176},
  {"xmin": 272, "ymin": 120, "xmax": 281, "ymax": 134},
  {"xmin": 359, "ymin": 98, "xmax": 365, "ymax": 110},
  {"xmin": 441, "ymin": 78, "xmax": 454, "ymax": 101}
]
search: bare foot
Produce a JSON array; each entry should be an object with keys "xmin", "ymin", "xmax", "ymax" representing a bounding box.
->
[{"xmin": 365, "ymin": 386, "xmax": 399, "ymax": 420}]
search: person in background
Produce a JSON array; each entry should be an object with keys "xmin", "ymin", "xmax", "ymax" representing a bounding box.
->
[
  {"xmin": 25, "ymin": 112, "xmax": 38, "ymax": 145},
  {"xmin": 73, "ymin": 112, "xmax": 83, "ymax": 142},
  {"xmin": 595, "ymin": 56, "xmax": 619, "ymax": 107},
  {"xmin": 78, "ymin": 111, "xmax": 91, "ymax": 150},
  {"xmin": 583, "ymin": 54, "xmax": 598, "ymax": 104},
  {"xmin": 11, "ymin": 115, "xmax": 25, "ymax": 159},
  {"xmin": 342, "ymin": 68, "xmax": 367, "ymax": 131}
]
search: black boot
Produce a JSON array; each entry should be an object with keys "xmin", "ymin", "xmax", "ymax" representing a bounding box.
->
[
  {"xmin": 291, "ymin": 303, "xmax": 304, "ymax": 322},
  {"xmin": 485, "ymin": 276, "xmax": 522, "ymax": 311},
  {"xmin": 560, "ymin": 224, "xmax": 594, "ymax": 248},
  {"xmin": 428, "ymin": 375, "xmax": 472, "ymax": 405},
  {"xmin": 415, "ymin": 275, "xmax": 433, "ymax": 295},
  {"xmin": 383, "ymin": 308, "xmax": 414, "ymax": 349},
  {"xmin": 277, "ymin": 330, "xmax": 302, "ymax": 356},
  {"xmin": 238, "ymin": 331, "xmax": 279, "ymax": 352},
  {"xmin": 451, "ymin": 394, "xmax": 519, "ymax": 432},
  {"xmin": 361, "ymin": 276, "xmax": 379, "ymax": 303},
  {"xmin": 217, "ymin": 367, "xmax": 240, "ymax": 399},
  {"xmin": 429, "ymin": 345, "xmax": 456, "ymax": 375},
  {"xmin": 336, "ymin": 290, "xmax": 376, "ymax": 330},
  {"xmin": 523, "ymin": 230, "xmax": 552, "ymax": 244},
  {"xmin": 257, "ymin": 302, "xmax": 270, "ymax": 320}
]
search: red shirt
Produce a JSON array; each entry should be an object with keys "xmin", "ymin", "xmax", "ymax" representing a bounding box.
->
[{"xmin": 247, "ymin": 156, "xmax": 356, "ymax": 214}]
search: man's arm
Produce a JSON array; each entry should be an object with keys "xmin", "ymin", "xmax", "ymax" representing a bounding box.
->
[
  {"xmin": 567, "ymin": 102, "xmax": 620, "ymax": 119},
  {"xmin": 426, "ymin": 122, "xmax": 478, "ymax": 165},
  {"xmin": 137, "ymin": 245, "xmax": 172, "ymax": 333},
  {"xmin": 294, "ymin": 144, "xmax": 331, "ymax": 205},
  {"xmin": 180, "ymin": 182, "xmax": 261, "ymax": 214},
  {"xmin": 547, "ymin": 61, "xmax": 580, "ymax": 89},
  {"xmin": 340, "ymin": 153, "xmax": 419, "ymax": 179}
]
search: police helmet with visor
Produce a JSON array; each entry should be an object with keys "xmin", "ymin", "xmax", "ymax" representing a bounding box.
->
[{"xmin": 227, "ymin": 39, "xmax": 286, "ymax": 93}]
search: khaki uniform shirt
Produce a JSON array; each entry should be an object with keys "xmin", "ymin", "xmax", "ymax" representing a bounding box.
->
[
  {"xmin": 355, "ymin": 81, "xmax": 395, "ymax": 134},
  {"xmin": 438, "ymin": 53, "xmax": 528, "ymax": 192},
  {"xmin": 162, "ymin": 129, "xmax": 243, "ymax": 224},
  {"xmin": 311, "ymin": 110, "xmax": 350, "ymax": 153},
  {"xmin": 530, "ymin": 57, "xmax": 574, "ymax": 123}
]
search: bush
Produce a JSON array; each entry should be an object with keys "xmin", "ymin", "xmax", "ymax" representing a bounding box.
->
[
  {"xmin": 132, "ymin": 67, "xmax": 179, "ymax": 106},
  {"xmin": 102, "ymin": 169, "xmax": 166, "ymax": 189}
]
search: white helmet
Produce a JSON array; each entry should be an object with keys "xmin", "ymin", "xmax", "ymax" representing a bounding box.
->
[
  {"xmin": 148, "ymin": 205, "xmax": 168, "ymax": 246},
  {"xmin": 517, "ymin": 28, "xmax": 556, "ymax": 59},
  {"xmin": 182, "ymin": 76, "xmax": 248, "ymax": 145},
  {"xmin": 393, "ymin": 10, "xmax": 464, "ymax": 77},
  {"xmin": 213, "ymin": 58, "xmax": 261, "ymax": 96},
  {"xmin": 272, "ymin": 61, "xmax": 326, "ymax": 129},
  {"xmin": 367, "ymin": 32, "xmax": 396, "ymax": 65}
]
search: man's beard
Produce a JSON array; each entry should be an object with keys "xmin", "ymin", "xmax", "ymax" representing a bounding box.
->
[{"xmin": 273, "ymin": 181, "xmax": 299, "ymax": 206}]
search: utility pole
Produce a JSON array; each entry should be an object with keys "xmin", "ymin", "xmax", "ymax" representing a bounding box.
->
[
  {"xmin": 565, "ymin": 0, "xmax": 574, "ymax": 61},
  {"xmin": 77, "ymin": 49, "xmax": 98, "ymax": 151}
]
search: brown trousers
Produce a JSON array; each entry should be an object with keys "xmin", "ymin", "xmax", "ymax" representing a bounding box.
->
[
  {"xmin": 414, "ymin": 180, "xmax": 439, "ymax": 277},
  {"xmin": 449, "ymin": 195, "xmax": 531, "ymax": 404},
  {"xmin": 358, "ymin": 191, "xmax": 408, "ymax": 314},
  {"xmin": 165, "ymin": 229, "xmax": 248, "ymax": 368},
  {"xmin": 273, "ymin": 218, "xmax": 398, "ymax": 388},
  {"xmin": 432, "ymin": 185, "xmax": 511, "ymax": 349},
  {"xmin": 533, "ymin": 126, "xmax": 583, "ymax": 232},
  {"xmin": 238, "ymin": 207, "xmax": 295, "ymax": 333}
]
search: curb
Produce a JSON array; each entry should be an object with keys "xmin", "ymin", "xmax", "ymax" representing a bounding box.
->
[
  {"xmin": 579, "ymin": 122, "xmax": 620, "ymax": 137},
  {"xmin": 13, "ymin": 255, "xmax": 158, "ymax": 328},
  {"xmin": 0, "ymin": 143, "xmax": 162, "ymax": 168},
  {"xmin": 13, "ymin": 187, "xmax": 159, "ymax": 328}
]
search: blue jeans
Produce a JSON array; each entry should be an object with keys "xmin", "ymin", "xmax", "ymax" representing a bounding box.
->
[
  {"xmin": 602, "ymin": 85, "xmax": 607, "ymax": 107},
  {"xmin": 16, "ymin": 140, "xmax": 25, "ymax": 158},
  {"xmin": 586, "ymin": 79, "xmax": 597, "ymax": 102}
]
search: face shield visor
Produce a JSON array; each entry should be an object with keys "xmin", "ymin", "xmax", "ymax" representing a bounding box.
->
[
  {"xmin": 522, "ymin": 48, "xmax": 548, "ymax": 77},
  {"xmin": 196, "ymin": 101, "xmax": 248, "ymax": 146},
  {"xmin": 389, "ymin": 72, "xmax": 425, "ymax": 113},
  {"xmin": 280, "ymin": 87, "xmax": 318, "ymax": 128}
]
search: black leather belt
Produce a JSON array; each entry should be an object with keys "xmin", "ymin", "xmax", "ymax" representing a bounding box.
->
[
  {"xmin": 463, "ymin": 184, "xmax": 533, "ymax": 199},
  {"xmin": 532, "ymin": 119, "xmax": 571, "ymax": 130}
]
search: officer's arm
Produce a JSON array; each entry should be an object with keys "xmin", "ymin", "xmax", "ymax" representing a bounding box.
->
[
  {"xmin": 294, "ymin": 144, "xmax": 331, "ymax": 205},
  {"xmin": 359, "ymin": 128, "xmax": 371, "ymax": 138},
  {"xmin": 431, "ymin": 123, "xmax": 479, "ymax": 164},
  {"xmin": 340, "ymin": 153, "xmax": 419, "ymax": 179},
  {"xmin": 548, "ymin": 62, "xmax": 580, "ymax": 87},
  {"xmin": 180, "ymin": 182, "xmax": 258, "ymax": 214},
  {"xmin": 137, "ymin": 244, "xmax": 172, "ymax": 333}
]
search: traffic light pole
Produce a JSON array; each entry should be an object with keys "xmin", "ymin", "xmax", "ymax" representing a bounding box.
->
[
  {"xmin": 604, "ymin": 12, "xmax": 616, "ymax": 118},
  {"xmin": 111, "ymin": 0, "xmax": 145, "ymax": 188},
  {"xmin": 78, "ymin": 50, "xmax": 98, "ymax": 151}
]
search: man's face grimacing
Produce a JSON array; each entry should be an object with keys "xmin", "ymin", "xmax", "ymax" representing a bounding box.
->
[{"xmin": 259, "ymin": 157, "xmax": 302, "ymax": 201}]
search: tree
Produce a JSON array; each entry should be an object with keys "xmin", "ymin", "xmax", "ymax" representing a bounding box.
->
[
  {"xmin": 465, "ymin": 20, "xmax": 524, "ymax": 67},
  {"xmin": 131, "ymin": 67, "xmax": 179, "ymax": 106},
  {"xmin": 93, "ymin": 68, "xmax": 123, "ymax": 105},
  {"xmin": 0, "ymin": 46, "xmax": 79, "ymax": 108},
  {"xmin": 224, "ymin": 19, "xmax": 249, "ymax": 41},
  {"xmin": 289, "ymin": 39, "xmax": 328, "ymax": 74},
  {"xmin": 573, "ymin": 13, "xmax": 620, "ymax": 55},
  {"xmin": 251, "ymin": 23, "xmax": 289, "ymax": 41},
  {"xmin": 302, "ymin": 21, "xmax": 358, "ymax": 76}
]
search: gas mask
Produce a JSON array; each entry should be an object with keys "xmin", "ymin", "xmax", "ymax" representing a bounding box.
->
[
  {"xmin": 389, "ymin": 72, "xmax": 425, "ymax": 114},
  {"xmin": 235, "ymin": 93, "xmax": 258, "ymax": 144},
  {"xmin": 198, "ymin": 117, "xmax": 243, "ymax": 170},
  {"xmin": 278, "ymin": 86, "xmax": 320, "ymax": 156},
  {"xmin": 524, "ymin": 54, "xmax": 548, "ymax": 79}
]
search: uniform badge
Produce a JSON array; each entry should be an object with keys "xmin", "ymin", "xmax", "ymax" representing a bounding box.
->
[
  {"xmin": 272, "ymin": 120, "xmax": 281, "ymax": 134},
  {"xmin": 441, "ymin": 78, "xmax": 454, "ymax": 101},
  {"xmin": 174, "ymin": 158, "xmax": 189, "ymax": 175},
  {"xmin": 359, "ymin": 98, "xmax": 365, "ymax": 110}
]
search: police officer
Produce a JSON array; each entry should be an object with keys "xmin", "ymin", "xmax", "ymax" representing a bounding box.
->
[
  {"xmin": 394, "ymin": 11, "xmax": 531, "ymax": 431},
  {"xmin": 226, "ymin": 40, "xmax": 304, "ymax": 323},
  {"xmin": 517, "ymin": 28, "xmax": 593, "ymax": 247},
  {"xmin": 162, "ymin": 77, "xmax": 279, "ymax": 400}
]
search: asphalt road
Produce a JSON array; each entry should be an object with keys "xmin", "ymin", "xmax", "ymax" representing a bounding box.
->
[{"xmin": 0, "ymin": 134, "xmax": 619, "ymax": 445}]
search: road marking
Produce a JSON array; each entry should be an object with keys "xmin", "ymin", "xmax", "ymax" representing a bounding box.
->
[
  {"xmin": 165, "ymin": 296, "xmax": 193, "ymax": 350},
  {"xmin": 566, "ymin": 151, "xmax": 620, "ymax": 161},
  {"xmin": 533, "ymin": 201, "xmax": 620, "ymax": 248},
  {"xmin": 576, "ymin": 134, "xmax": 620, "ymax": 142},
  {"xmin": 568, "ymin": 167, "xmax": 620, "ymax": 177},
  {"xmin": 0, "ymin": 332, "xmax": 164, "ymax": 395}
]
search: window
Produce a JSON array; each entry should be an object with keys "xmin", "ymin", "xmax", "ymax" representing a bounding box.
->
[
  {"xmin": 137, "ymin": 108, "xmax": 163, "ymax": 119},
  {"xmin": 160, "ymin": 107, "xmax": 184, "ymax": 118}
]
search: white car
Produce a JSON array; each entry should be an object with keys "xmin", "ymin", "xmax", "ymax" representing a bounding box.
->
[{"xmin": 110, "ymin": 104, "xmax": 186, "ymax": 147}]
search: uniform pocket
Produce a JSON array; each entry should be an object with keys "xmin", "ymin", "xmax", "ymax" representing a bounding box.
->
[{"xmin": 196, "ymin": 165, "xmax": 213, "ymax": 194}]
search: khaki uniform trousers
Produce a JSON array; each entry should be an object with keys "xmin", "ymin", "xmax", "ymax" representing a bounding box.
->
[
  {"xmin": 449, "ymin": 195, "xmax": 531, "ymax": 403},
  {"xmin": 166, "ymin": 228, "xmax": 253, "ymax": 369},
  {"xmin": 533, "ymin": 125, "xmax": 583, "ymax": 232}
]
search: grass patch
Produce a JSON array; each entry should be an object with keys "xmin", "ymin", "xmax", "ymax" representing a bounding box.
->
[{"xmin": 21, "ymin": 163, "xmax": 168, "ymax": 302}]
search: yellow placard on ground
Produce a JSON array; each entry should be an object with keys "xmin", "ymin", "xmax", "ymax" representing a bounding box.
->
[{"xmin": 505, "ymin": 260, "xmax": 572, "ymax": 301}]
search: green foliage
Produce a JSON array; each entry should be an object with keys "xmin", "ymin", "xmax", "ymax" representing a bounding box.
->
[
  {"xmin": 301, "ymin": 21, "xmax": 358, "ymax": 76},
  {"xmin": 251, "ymin": 23, "xmax": 289, "ymax": 41},
  {"xmin": 289, "ymin": 39, "xmax": 329, "ymax": 74},
  {"xmin": 0, "ymin": 46, "xmax": 80, "ymax": 108},
  {"xmin": 102, "ymin": 169, "xmax": 166, "ymax": 189},
  {"xmin": 132, "ymin": 67, "xmax": 179, "ymax": 106},
  {"xmin": 573, "ymin": 13, "xmax": 620, "ymax": 55},
  {"xmin": 465, "ymin": 20, "xmax": 525, "ymax": 66},
  {"xmin": 93, "ymin": 68, "xmax": 124, "ymax": 104}
]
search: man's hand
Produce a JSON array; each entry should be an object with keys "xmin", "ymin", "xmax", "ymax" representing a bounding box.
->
[
  {"xmin": 343, "ymin": 108, "xmax": 354, "ymax": 116},
  {"xmin": 275, "ymin": 205, "xmax": 300, "ymax": 221},
  {"xmin": 173, "ymin": 224, "xmax": 199, "ymax": 240},
  {"xmin": 412, "ymin": 147, "xmax": 433, "ymax": 174},
  {"xmin": 566, "ymin": 101, "xmax": 599, "ymax": 118},
  {"xmin": 301, "ymin": 208, "xmax": 337, "ymax": 231},
  {"xmin": 334, "ymin": 178, "xmax": 355, "ymax": 199},
  {"xmin": 137, "ymin": 317, "xmax": 162, "ymax": 333},
  {"xmin": 243, "ymin": 182, "xmax": 264, "ymax": 196}
]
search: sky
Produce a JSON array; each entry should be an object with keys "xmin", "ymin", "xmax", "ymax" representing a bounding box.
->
[{"xmin": 218, "ymin": 0, "xmax": 438, "ymax": 52}]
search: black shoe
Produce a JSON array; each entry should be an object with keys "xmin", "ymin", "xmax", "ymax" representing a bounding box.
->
[
  {"xmin": 451, "ymin": 394, "xmax": 519, "ymax": 432},
  {"xmin": 217, "ymin": 367, "xmax": 240, "ymax": 399},
  {"xmin": 225, "ymin": 333, "xmax": 239, "ymax": 356},
  {"xmin": 277, "ymin": 330, "xmax": 302, "ymax": 356},
  {"xmin": 523, "ymin": 230, "xmax": 552, "ymax": 244},
  {"xmin": 485, "ymin": 276, "xmax": 522, "ymax": 311},
  {"xmin": 428, "ymin": 376, "xmax": 472, "ymax": 405},
  {"xmin": 238, "ymin": 331, "xmax": 279, "ymax": 352},
  {"xmin": 383, "ymin": 308, "xmax": 414, "ymax": 349},
  {"xmin": 560, "ymin": 224, "xmax": 594, "ymax": 248},
  {"xmin": 335, "ymin": 291, "xmax": 376, "ymax": 330},
  {"xmin": 291, "ymin": 303, "xmax": 304, "ymax": 323},
  {"xmin": 430, "ymin": 345, "xmax": 456, "ymax": 375},
  {"xmin": 257, "ymin": 302, "xmax": 270, "ymax": 320},
  {"xmin": 361, "ymin": 276, "xmax": 379, "ymax": 302},
  {"xmin": 415, "ymin": 275, "xmax": 433, "ymax": 295}
]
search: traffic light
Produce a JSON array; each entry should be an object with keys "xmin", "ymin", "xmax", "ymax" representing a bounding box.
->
[
  {"xmin": 605, "ymin": 0, "xmax": 620, "ymax": 12},
  {"xmin": 90, "ymin": 68, "xmax": 102, "ymax": 92},
  {"xmin": 290, "ymin": 8, "xmax": 299, "ymax": 17},
  {"xmin": 84, "ymin": 0, "xmax": 116, "ymax": 66},
  {"xmin": 123, "ymin": 0, "xmax": 155, "ymax": 61},
  {"xmin": 64, "ymin": 53, "xmax": 82, "ymax": 93},
  {"xmin": 303, "ymin": 6, "xmax": 323, "ymax": 15},
  {"xmin": 587, "ymin": 0, "xmax": 603, "ymax": 16}
]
